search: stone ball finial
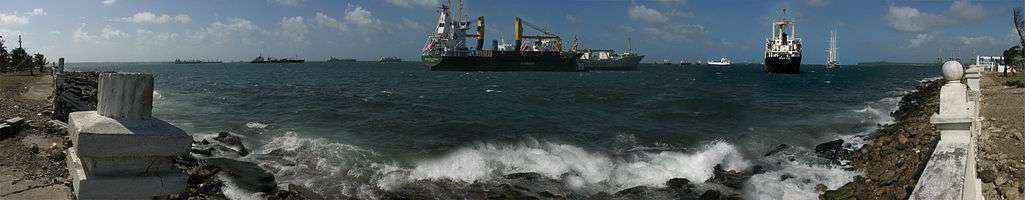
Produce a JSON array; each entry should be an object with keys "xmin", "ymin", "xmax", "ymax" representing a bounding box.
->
[{"xmin": 942, "ymin": 61, "xmax": 964, "ymax": 82}]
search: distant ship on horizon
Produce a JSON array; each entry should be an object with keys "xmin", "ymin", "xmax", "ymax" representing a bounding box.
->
[
  {"xmin": 328, "ymin": 57, "xmax": 358, "ymax": 62},
  {"xmin": 251, "ymin": 55, "xmax": 304, "ymax": 63},
  {"xmin": 173, "ymin": 59, "xmax": 222, "ymax": 64},
  {"xmin": 764, "ymin": 9, "xmax": 802, "ymax": 74},
  {"xmin": 707, "ymin": 57, "xmax": 731, "ymax": 66},
  {"xmin": 378, "ymin": 57, "xmax": 402, "ymax": 62}
]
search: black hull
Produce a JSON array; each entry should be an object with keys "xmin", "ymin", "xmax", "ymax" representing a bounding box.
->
[
  {"xmin": 252, "ymin": 60, "xmax": 305, "ymax": 63},
  {"xmin": 764, "ymin": 56, "xmax": 801, "ymax": 74},
  {"xmin": 424, "ymin": 54, "xmax": 582, "ymax": 72}
]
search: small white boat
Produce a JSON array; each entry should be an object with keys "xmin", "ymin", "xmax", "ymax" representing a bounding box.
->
[{"xmin": 707, "ymin": 57, "xmax": 731, "ymax": 66}]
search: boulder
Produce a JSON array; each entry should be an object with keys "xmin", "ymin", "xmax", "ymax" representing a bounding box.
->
[
  {"xmin": 204, "ymin": 158, "xmax": 276, "ymax": 193},
  {"xmin": 708, "ymin": 164, "xmax": 747, "ymax": 189},
  {"xmin": 700, "ymin": 190, "xmax": 721, "ymax": 200},
  {"xmin": 45, "ymin": 120, "xmax": 70, "ymax": 135},
  {"xmin": 666, "ymin": 178, "xmax": 692, "ymax": 189},
  {"xmin": 210, "ymin": 131, "xmax": 249, "ymax": 157}
]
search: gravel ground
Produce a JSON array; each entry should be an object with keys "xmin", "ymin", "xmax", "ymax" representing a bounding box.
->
[
  {"xmin": 0, "ymin": 74, "xmax": 73, "ymax": 200},
  {"xmin": 977, "ymin": 72, "xmax": 1025, "ymax": 200}
]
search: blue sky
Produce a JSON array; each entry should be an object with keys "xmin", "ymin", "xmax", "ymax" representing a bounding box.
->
[{"xmin": 0, "ymin": 0, "xmax": 1020, "ymax": 63}]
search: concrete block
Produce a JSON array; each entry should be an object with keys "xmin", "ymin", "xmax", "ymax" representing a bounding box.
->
[
  {"xmin": 68, "ymin": 148, "xmax": 186, "ymax": 199},
  {"xmin": 69, "ymin": 111, "xmax": 191, "ymax": 157},
  {"xmin": 931, "ymin": 114, "xmax": 972, "ymax": 131},
  {"xmin": 4, "ymin": 117, "xmax": 25, "ymax": 126},
  {"xmin": 81, "ymin": 157, "xmax": 178, "ymax": 176},
  {"xmin": 910, "ymin": 142, "xmax": 970, "ymax": 200}
]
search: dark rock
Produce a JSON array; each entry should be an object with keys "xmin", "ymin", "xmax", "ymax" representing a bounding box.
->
[
  {"xmin": 700, "ymin": 190, "xmax": 721, "ymax": 200},
  {"xmin": 504, "ymin": 172, "xmax": 545, "ymax": 180},
  {"xmin": 751, "ymin": 165, "xmax": 765, "ymax": 174},
  {"xmin": 190, "ymin": 147, "xmax": 213, "ymax": 157},
  {"xmin": 815, "ymin": 139, "xmax": 844, "ymax": 154},
  {"xmin": 708, "ymin": 164, "xmax": 747, "ymax": 189},
  {"xmin": 780, "ymin": 173, "xmax": 793, "ymax": 181},
  {"xmin": 764, "ymin": 144, "xmax": 790, "ymax": 157},
  {"xmin": 815, "ymin": 139, "xmax": 850, "ymax": 164},
  {"xmin": 4, "ymin": 117, "xmax": 25, "ymax": 126},
  {"xmin": 666, "ymin": 178, "xmax": 692, "ymax": 189},
  {"xmin": 204, "ymin": 158, "xmax": 276, "ymax": 193},
  {"xmin": 211, "ymin": 131, "xmax": 249, "ymax": 157},
  {"xmin": 45, "ymin": 120, "xmax": 70, "ymax": 135},
  {"xmin": 614, "ymin": 186, "xmax": 651, "ymax": 196}
]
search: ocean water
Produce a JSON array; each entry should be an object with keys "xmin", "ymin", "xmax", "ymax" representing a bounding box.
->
[{"xmin": 69, "ymin": 62, "xmax": 938, "ymax": 199}]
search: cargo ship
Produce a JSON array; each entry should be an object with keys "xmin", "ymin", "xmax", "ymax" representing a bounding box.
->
[
  {"xmin": 578, "ymin": 49, "xmax": 643, "ymax": 70},
  {"xmin": 421, "ymin": 1, "xmax": 580, "ymax": 72},
  {"xmin": 764, "ymin": 9, "xmax": 802, "ymax": 74},
  {"xmin": 251, "ymin": 55, "xmax": 304, "ymax": 63},
  {"xmin": 378, "ymin": 57, "xmax": 402, "ymax": 62},
  {"xmin": 707, "ymin": 57, "xmax": 731, "ymax": 66},
  {"xmin": 327, "ymin": 57, "xmax": 357, "ymax": 62}
]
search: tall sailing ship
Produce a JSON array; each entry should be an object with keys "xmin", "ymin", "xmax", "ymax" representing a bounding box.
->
[
  {"xmin": 826, "ymin": 29, "xmax": 840, "ymax": 68},
  {"xmin": 420, "ymin": 0, "xmax": 580, "ymax": 71},
  {"xmin": 764, "ymin": 9, "xmax": 802, "ymax": 74}
]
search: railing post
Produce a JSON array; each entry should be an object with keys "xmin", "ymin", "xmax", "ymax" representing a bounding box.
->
[
  {"xmin": 66, "ymin": 72, "xmax": 191, "ymax": 199},
  {"xmin": 911, "ymin": 61, "xmax": 980, "ymax": 200}
]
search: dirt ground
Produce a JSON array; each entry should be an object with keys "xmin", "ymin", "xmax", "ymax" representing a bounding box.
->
[
  {"xmin": 0, "ymin": 74, "xmax": 73, "ymax": 200},
  {"xmin": 977, "ymin": 72, "xmax": 1025, "ymax": 200}
]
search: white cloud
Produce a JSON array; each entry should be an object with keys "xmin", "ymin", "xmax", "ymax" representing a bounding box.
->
[
  {"xmin": 644, "ymin": 23, "xmax": 705, "ymax": 42},
  {"xmin": 657, "ymin": 0, "xmax": 687, "ymax": 5},
  {"xmin": 384, "ymin": 0, "xmax": 441, "ymax": 8},
  {"xmin": 629, "ymin": 5, "xmax": 668, "ymax": 24},
  {"xmin": 947, "ymin": 0, "xmax": 985, "ymax": 20},
  {"xmin": 121, "ymin": 12, "xmax": 191, "ymax": 24},
  {"xmin": 135, "ymin": 29, "xmax": 178, "ymax": 46},
  {"xmin": 26, "ymin": 9, "xmax": 46, "ymax": 16},
  {"xmin": 345, "ymin": 6, "xmax": 382, "ymax": 29},
  {"xmin": 100, "ymin": 25, "xmax": 126, "ymax": 39},
  {"xmin": 907, "ymin": 33, "xmax": 936, "ymax": 48},
  {"xmin": 399, "ymin": 18, "xmax": 424, "ymax": 30},
  {"xmin": 280, "ymin": 16, "xmax": 309, "ymax": 42},
  {"xmin": 315, "ymin": 12, "xmax": 346, "ymax": 32},
  {"xmin": 0, "ymin": 13, "xmax": 29, "ymax": 26},
  {"xmin": 174, "ymin": 14, "xmax": 192, "ymax": 23},
  {"xmin": 886, "ymin": 0, "xmax": 986, "ymax": 33},
  {"xmin": 807, "ymin": 0, "xmax": 829, "ymax": 7},
  {"xmin": 958, "ymin": 36, "xmax": 995, "ymax": 46},
  {"xmin": 191, "ymin": 18, "xmax": 260, "ymax": 46},
  {"xmin": 102, "ymin": 0, "xmax": 116, "ymax": 6},
  {"xmin": 271, "ymin": 0, "xmax": 305, "ymax": 7},
  {"xmin": 886, "ymin": 6, "xmax": 949, "ymax": 33}
]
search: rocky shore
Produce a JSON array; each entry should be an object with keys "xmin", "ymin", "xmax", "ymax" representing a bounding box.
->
[
  {"xmin": 820, "ymin": 79, "xmax": 943, "ymax": 199},
  {"xmin": 0, "ymin": 74, "xmax": 73, "ymax": 199},
  {"xmin": 976, "ymin": 73, "xmax": 1025, "ymax": 199}
]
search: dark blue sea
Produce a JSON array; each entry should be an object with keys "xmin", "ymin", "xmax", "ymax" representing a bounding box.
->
[{"xmin": 69, "ymin": 62, "xmax": 939, "ymax": 199}]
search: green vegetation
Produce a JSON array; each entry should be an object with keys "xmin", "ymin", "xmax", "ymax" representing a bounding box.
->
[{"xmin": 0, "ymin": 35, "xmax": 49, "ymax": 75}]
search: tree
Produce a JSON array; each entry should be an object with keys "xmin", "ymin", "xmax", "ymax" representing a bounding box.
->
[
  {"xmin": 32, "ymin": 53, "xmax": 45, "ymax": 74},
  {"xmin": 10, "ymin": 47, "xmax": 28, "ymax": 73},
  {"xmin": 0, "ymin": 36, "xmax": 8, "ymax": 73},
  {"xmin": 1013, "ymin": 8, "xmax": 1025, "ymax": 73},
  {"xmin": 1004, "ymin": 46, "xmax": 1021, "ymax": 66}
]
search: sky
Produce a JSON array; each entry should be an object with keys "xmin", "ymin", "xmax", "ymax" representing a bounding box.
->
[{"xmin": 0, "ymin": 0, "xmax": 1021, "ymax": 63}]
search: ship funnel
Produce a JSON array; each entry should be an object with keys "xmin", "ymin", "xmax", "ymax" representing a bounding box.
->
[{"xmin": 514, "ymin": 17, "xmax": 523, "ymax": 52}]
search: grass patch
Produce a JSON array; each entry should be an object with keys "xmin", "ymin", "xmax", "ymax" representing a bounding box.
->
[{"xmin": 0, "ymin": 74, "xmax": 43, "ymax": 89}]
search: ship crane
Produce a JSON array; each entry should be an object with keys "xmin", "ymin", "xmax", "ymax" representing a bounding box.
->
[{"xmin": 514, "ymin": 17, "xmax": 562, "ymax": 52}]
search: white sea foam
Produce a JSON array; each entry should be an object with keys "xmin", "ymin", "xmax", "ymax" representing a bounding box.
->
[
  {"xmin": 404, "ymin": 139, "xmax": 748, "ymax": 193},
  {"xmin": 152, "ymin": 90, "xmax": 163, "ymax": 101},
  {"xmin": 245, "ymin": 122, "xmax": 269, "ymax": 129},
  {"xmin": 253, "ymin": 132, "xmax": 387, "ymax": 199},
  {"xmin": 745, "ymin": 163, "xmax": 860, "ymax": 199}
]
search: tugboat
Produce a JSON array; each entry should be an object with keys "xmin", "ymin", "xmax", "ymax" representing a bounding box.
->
[
  {"xmin": 420, "ymin": 0, "xmax": 580, "ymax": 72},
  {"xmin": 764, "ymin": 9, "xmax": 802, "ymax": 74},
  {"xmin": 825, "ymin": 29, "xmax": 840, "ymax": 69}
]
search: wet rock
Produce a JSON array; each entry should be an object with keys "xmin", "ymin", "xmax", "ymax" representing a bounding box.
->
[
  {"xmin": 708, "ymin": 164, "xmax": 747, "ymax": 189},
  {"xmin": 764, "ymin": 144, "xmax": 790, "ymax": 157},
  {"xmin": 204, "ymin": 158, "xmax": 276, "ymax": 193},
  {"xmin": 700, "ymin": 190, "xmax": 720, "ymax": 200},
  {"xmin": 780, "ymin": 173, "xmax": 793, "ymax": 181},
  {"xmin": 815, "ymin": 139, "xmax": 845, "ymax": 161},
  {"xmin": 666, "ymin": 178, "xmax": 692, "ymax": 189}
]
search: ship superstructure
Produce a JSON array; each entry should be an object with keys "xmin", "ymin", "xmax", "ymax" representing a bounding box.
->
[
  {"xmin": 826, "ymin": 29, "xmax": 839, "ymax": 68},
  {"xmin": 577, "ymin": 38, "xmax": 644, "ymax": 70},
  {"xmin": 707, "ymin": 57, "xmax": 731, "ymax": 66},
  {"xmin": 420, "ymin": 0, "xmax": 580, "ymax": 71},
  {"xmin": 764, "ymin": 9, "xmax": 802, "ymax": 74}
]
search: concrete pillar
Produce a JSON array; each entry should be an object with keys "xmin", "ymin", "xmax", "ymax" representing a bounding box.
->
[
  {"xmin": 965, "ymin": 67, "xmax": 982, "ymax": 101},
  {"xmin": 67, "ymin": 73, "xmax": 191, "ymax": 199}
]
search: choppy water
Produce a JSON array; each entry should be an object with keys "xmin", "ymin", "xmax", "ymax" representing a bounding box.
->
[{"xmin": 69, "ymin": 62, "xmax": 938, "ymax": 199}]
